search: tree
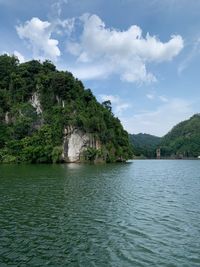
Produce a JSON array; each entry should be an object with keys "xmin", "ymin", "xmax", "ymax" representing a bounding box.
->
[{"xmin": 102, "ymin": 100, "xmax": 112, "ymax": 112}]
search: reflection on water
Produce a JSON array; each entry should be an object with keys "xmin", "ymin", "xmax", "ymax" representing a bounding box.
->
[{"xmin": 0, "ymin": 160, "xmax": 200, "ymax": 266}]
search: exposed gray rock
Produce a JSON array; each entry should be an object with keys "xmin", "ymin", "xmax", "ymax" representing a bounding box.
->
[
  {"xmin": 56, "ymin": 95, "xmax": 65, "ymax": 108},
  {"xmin": 62, "ymin": 126, "xmax": 101, "ymax": 162},
  {"xmin": 5, "ymin": 112, "xmax": 10, "ymax": 124},
  {"xmin": 30, "ymin": 92, "xmax": 42, "ymax": 114}
]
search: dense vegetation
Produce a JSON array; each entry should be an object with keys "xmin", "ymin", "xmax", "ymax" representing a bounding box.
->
[
  {"xmin": 129, "ymin": 133, "xmax": 161, "ymax": 158},
  {"xmin": 130, "ymin": 115, "xmax": 200, "ymax": 159},
  {"xmin": 0, "ymin": 54, "xmax": 133, "ymax": 163},
  {"xmin": 160, "ymin": 114, "xmax": 200, "ymax": 158}
]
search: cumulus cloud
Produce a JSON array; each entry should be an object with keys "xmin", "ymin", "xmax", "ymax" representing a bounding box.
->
[
  {"xmin": 99, "ymin": 94, "xmax": 131, "ymax": 115},
  {"xmin": 121, "ymin": 98, "xmax": 196, "ymax": 136},
  {"xmin": 16, "ymin": 17, "xmax": 61, "ymax": 60},
  {"xmin": 55, "ymin": 18, "xmax": 75, "ymax": 36},
  {"xmin": 66, "ymin": 14, "xmax": 184, "ymax": 83}
]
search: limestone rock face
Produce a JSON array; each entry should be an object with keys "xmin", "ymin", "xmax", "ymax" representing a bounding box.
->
[
  {"xmin": 5, "ymin": 112, "xmax": 11, "ymax": 124},
  {"xmin": 62, "ymin": 126, "xmax": 101, "ymax": 162},
  {"xmin": 4, "ymin": 111, "xmax": 15, "ymax": 124},
  {"xmin": 30, "ymin": 92, "xmax": 42, "ymax": 114}
]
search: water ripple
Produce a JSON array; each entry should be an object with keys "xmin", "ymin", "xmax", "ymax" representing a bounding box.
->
[{"xmin": 0, "ymin": 161, "xmax": 200, "ymax": 266}]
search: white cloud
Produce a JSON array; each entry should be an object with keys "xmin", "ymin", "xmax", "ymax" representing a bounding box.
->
[
  {"xmin": 146, "ymin": 94, "xmax": 155, "ymax": 100},
  {"xmin": 66, "ymin": 14, "xmax": 184, "ymax": 83},
  {"xmin": 16, "ymin": 17, "xmax": 61, "ymax": 60},
  {"xmin": 100, "ymin": 94, "xmax": 120, "ymax": 104},
  {"xmin": 159, "ymin": 95, "xmax": 168, "ymax": 102},
  {"xmin": 70, "ymin": 64, "xmax": 110, "ymax": 80},
  {"xmin": 121, "ymin": 98, "xmax": 196, "ymax": 136},
  {"xmin": 13, "ymin": 50, "xmax": 25, "ymax": 63},
  {"xmin": 99, "ymin": 94, "xmax": 131, "ymax": 115},
  {"xmin": 146, "ymin": 93, "xmax": 168, "ymax": 102},
  {"xmin": 49, "ymin": 0, "xmax": 76, "ymax": 37},
  {"xmin": 51, "ymin": 0, "xmax": 68, "ymax": 17},
  {"xmin": 115, "ymin": 103, "xmax": 131, "ymax": 114},
  {"xmin": 2, "ymin": 50, "xmax": 25, "ymax": 63},
  {"xmin": 178, "ymin": 38, "xmax": 200, "ymax": 75},
  {"xmin": 55, "ymin": 18, "xmax": 75, "ymax": 36}
]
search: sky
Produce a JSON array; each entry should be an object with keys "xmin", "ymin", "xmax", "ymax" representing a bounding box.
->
[{"xmin": 0, "ymin": 0, "xmax": 200, "ymax": 136}]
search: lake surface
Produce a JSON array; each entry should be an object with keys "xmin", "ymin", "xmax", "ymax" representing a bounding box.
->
[{"xmin": 0, "ymin": 160, "xmax": 200, "ymax": 267}]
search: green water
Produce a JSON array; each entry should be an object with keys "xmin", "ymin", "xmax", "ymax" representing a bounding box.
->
[{"xmin": 0, "ymin": 160, "xmax": 200, "ymax": 266}]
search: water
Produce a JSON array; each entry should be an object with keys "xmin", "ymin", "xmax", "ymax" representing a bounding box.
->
[{"xmin": 0, "ymin": 160, "xmax": 200, "ymax": 267}]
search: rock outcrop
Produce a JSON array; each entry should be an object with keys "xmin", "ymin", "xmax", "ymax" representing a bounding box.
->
[
  {"xmin": 30, "ymin": 92, "xmax": 42, "ymax": 114},
  {"xmin": 5, "ymin": 112, "xmax": 11, "ymax": 124},
  {"xmin": 62, "ymin": 126, "xmax": 101, "ymax": 162}
]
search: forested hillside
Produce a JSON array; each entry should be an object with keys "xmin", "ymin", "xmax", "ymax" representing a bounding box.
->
[
  {"xmin": 129, "ymin": 133, "xmax": 161, "ymax": 158},
  {"xmin": 161, "ymin": 114, "xmax": 200, "ymax": 158},
  {"xmin": 0, "ymin": 54, "xmax": 133, "ymax": 163},
  {"xmin": 130, "ymin": 114, "xmax": 200, "ymax": 159}
]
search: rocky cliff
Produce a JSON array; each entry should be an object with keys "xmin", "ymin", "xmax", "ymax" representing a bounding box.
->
[
  {"xmin": 62, "ymin": 126, "xmax": 101, "ymax": 162},
  {"xmin": 30, "ymin": 92, "xmax": 42, "ymax": 114}
]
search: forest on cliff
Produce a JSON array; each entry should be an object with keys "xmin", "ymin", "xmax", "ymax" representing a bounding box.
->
[{"xmin": 0, "ymin": 54, "xmax": 133, "ymax": 163}]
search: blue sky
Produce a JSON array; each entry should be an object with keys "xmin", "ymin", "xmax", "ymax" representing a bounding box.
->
[{"xmin": 0, "ymin": 0, "xmax": 200, "ymax": 136}]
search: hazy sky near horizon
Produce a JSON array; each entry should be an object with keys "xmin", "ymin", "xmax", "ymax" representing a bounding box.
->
[{"xmin": 0, "ymin": 0, "xmax": 200, "ymax": 136}]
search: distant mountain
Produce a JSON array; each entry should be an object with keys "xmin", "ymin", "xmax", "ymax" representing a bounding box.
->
[
  {"xmin": 129, "ymin": 133, "xmax": 161, "ymax": 158},
  {"xmin": 161, "ymin": 114, "xmax": 200, "ymax": 158},
  {"xmin": 130, "ymin": 114, "xmax": 200, "ymax": 159}
]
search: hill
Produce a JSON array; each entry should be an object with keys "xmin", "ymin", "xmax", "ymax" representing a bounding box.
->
[
  {"xmin": 129, "ymin": 114, "xmax": 200, "ymax": 159},
  {"xmin": 161, "ymin": 114, "xmax": 200, "ymax": 158},
  {"xmin": 0, "ymin": 54, "xmax": 133, "ymax": 163},
  {"xmin": 129, "ymin": 133, "xmax": 161, "ymax": 158}
]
